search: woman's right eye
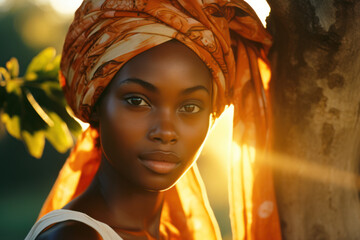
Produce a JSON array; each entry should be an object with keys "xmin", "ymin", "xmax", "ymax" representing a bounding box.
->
[{"xmin": 125, "ymin": 96, "xmax": 149, "ymax": 106}]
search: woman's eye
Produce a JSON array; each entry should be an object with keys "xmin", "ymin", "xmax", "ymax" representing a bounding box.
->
[
  {"xmin": 125, "ymin": 97, "xmax": 148, "ymax": 106},
  {"xmin": 179, "ymin": 104, "xmax": 201, "ymax": 113}
]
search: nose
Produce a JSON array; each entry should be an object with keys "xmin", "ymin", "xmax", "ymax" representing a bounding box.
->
[{"xmin": 148, "ymin": 111, "xmax": 178, "ymax": 145}]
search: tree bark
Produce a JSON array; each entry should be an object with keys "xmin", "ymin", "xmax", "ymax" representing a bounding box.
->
[{"xmin": 266, "ymin": 0, "xmax": 360, "ymax": 239}]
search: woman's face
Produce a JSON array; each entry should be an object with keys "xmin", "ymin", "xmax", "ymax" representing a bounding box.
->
[{"xmin": 98, "ymin": 40, "xmax": 212, "ymax": 191}]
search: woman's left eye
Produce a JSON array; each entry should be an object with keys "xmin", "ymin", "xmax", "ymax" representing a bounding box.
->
[
  {"xmin": 125, "ymin": 97, "xmax": 149, "ymax": 106},
  {"xmin": 179, "ymin": 104, "xmax": 201, "ymax": 113}
]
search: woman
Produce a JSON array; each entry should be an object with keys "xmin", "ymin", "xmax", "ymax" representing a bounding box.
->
[{"xmin": 26, "ymin": 0, "xmax": 281, "ymax": 239}]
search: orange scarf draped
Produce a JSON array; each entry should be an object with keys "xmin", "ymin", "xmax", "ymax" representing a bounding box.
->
[{"xmin": 39, "ymin": 0, "xmax": 281, "ymax": 239}]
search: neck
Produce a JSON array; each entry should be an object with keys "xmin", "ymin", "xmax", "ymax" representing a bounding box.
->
[{"xmin": 92, "ymin": 155, "xmax": 164, "ymax": 239}]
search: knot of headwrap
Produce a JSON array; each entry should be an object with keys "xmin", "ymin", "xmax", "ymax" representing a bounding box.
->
[{"xmin": 43, "ymin": 0, "xmax": 281, "ymax": 239}]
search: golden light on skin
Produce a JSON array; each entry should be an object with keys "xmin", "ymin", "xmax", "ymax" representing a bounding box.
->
[{"xmin": 74, "ymin": 106, "xmax": 235, "ymax": 196}]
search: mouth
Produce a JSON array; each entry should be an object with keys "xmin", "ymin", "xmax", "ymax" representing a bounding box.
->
[{"xmin": 138, "ymin": 151, "xmax": 181, "ymax": 174}]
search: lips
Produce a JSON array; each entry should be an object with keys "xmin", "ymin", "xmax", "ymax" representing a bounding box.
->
[{"xmin": 138, "ymin": 151, "xmax": 180, "ymax": 174}]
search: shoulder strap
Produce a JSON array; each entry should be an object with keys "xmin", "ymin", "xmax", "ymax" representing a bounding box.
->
[{"xmin": 24, "ymin": 209, "xmax": 123, "ymax": 240}]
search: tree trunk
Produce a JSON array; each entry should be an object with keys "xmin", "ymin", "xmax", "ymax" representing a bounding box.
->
[{"xmin": 266, "ymin": 0, "xmax": 360, "ymax": 239}]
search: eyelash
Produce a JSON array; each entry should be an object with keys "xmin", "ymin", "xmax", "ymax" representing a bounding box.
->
[
  {"xmin": 124, "ymin": 96, "xmax": 202, "ymax": 113},
  {"xmin": 125, "ymin": 96, "xmax": 149, "ymax": 107},
  {"xmin": 178, "ymin": 104, "xmax": 201, "ymax": 113}
]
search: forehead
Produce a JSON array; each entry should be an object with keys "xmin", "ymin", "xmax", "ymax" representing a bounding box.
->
[{"xmin": 111, "ymin": 40, "xmax": 212, "ymax": 90}]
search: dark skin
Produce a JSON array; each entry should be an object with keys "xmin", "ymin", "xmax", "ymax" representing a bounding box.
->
[{"xmin": 36, "ymin": 40, "xmax": 213, "ymax": 240}]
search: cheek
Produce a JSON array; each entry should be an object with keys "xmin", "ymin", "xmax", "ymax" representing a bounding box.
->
[
  {"xmin": 180, "ymin": 115, "xmax": 210, "ymax": 158},
  {"xmin": 99, "ymin": 103, "xmax": 147, "ymax": 160}
]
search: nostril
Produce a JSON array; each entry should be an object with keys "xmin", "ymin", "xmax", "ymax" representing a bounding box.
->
[
  {"xmin": 148, "ymin": 121, "xmax": 178, "ymax": 144},
  {"xmin": 153, "ymin": 137, "xmax": 162, "ymax": 142},
  {"xmin": 150, "ymin": 135, "xmax": 177, "ymax": 144}
]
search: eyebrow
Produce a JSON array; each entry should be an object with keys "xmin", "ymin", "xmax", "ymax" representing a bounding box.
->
[
  {"xmin": 181, "ymin": 85, "xmax": 210, "ymax": 95},
  {"xmin": 117, "ymin": 78, "xmax": 158, "ymax": 92},
  {"xmin": 117, "ymin": 77, "xmax": 210, "ymax": 95}
]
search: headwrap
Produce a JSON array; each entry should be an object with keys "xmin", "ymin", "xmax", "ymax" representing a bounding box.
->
[{"xmin": 39, "ymin": 0, "xmax": 281, "ymax": 239}]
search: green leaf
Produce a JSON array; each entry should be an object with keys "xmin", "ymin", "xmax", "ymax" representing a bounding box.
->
[
  {"xmin": 24, "ymin": 82, "xmax": 82, "ymax": 137},
  {"xmin": 0, "ymin": 67, "xmax": 11, "ymax": 82},
  {"xmin": 18, "ymin": 89, "xmax": 48, "ymax": 158},
  {"xmin": 24, "ymin": 89, "xmax": 54, "ymax": 127},
  {"xmin": 44, "ymin": 96, "xmax": 82, "ymax": 137},
  {"xmin": 1, "ymin": 48, "xmax": 83, "ymax": 158},
  {"xmin": 19, "ymin": 90, "xmax": 49, "ymax": 139},
  {"xmin": 25, "ymin": 47, "xmax": 57, "ymax": 80},
  {"xmin": 6, "ymin": 58, "xmax": 19, "ymax": 78},
  {"xmin": 36, "ymin": 81, "xmax": 65, "ymax": 104},
  {"xmin": 1, "ymin": 113, "xmax": 21, "ymax": 139},
  {"xmin": 1, "ymin": 91, "xmax": 22, "ymax": 139},
  {"xmin": 61, "ymin": 107, "xmax": 82, "ymax": 137},
  {"xmin": 21, "ymin": 130, "xmax": 45, "ymax": 159},
  {"xmin": 45, "ymin": 112, "xmax": 73, "ymax": 153},
  {"xmin": 44, "ymin": 54, "xmax": 61, "ymax": 78},
  {"xmin": 5, "ymin": 79, "xmax": 22, "ymax": 94}
]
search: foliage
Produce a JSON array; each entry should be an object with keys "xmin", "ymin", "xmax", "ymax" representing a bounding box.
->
[{"xmin": 0, "ymin": 48, "xmax": 82, "ymax": 158}]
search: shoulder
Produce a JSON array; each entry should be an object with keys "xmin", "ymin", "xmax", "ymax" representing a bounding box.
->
[{"xmin": 35, "ymin": 220, "xmax": 101, "ymax": 240}]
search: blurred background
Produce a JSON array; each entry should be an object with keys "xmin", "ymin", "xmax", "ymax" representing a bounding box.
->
[
  {"xmin": 0, "ymin": 1, "xmax": 83, "ymax": 239},
  {"xmin": 0, "ymin": 0, "xmax": 269, "ymax": 239}
]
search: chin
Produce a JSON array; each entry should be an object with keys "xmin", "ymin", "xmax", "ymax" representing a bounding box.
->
[{"xmin": 140, "ymin": 174, "xmax": 183, "ymax": 192}]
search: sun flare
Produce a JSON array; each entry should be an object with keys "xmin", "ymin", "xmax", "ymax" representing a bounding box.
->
[
  {"xmin": 34, "ymin": 0, "xmax": 82, "ymax": 16},
  {"xmin": 48, "ymin": 0, "xmax": 82, "ymax": 15}
]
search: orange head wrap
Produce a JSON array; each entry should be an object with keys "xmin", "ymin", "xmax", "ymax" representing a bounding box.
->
[
  {"xmin": 59, "ymin": 0, "xmax": 271, "ymax": 122},
  {"xmin": 41, "ymin": 0, "xmax": 281, "ymax": 239}
]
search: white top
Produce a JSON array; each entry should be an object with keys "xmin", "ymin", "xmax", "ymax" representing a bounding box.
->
[{"xmin": 24, "ymin": 209, "xmax": 123, "ymax": 240}]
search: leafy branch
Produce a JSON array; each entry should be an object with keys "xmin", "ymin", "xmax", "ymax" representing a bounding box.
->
[{"xmin": 0, "ymin": 48, "xmax": 82, "ymax": 158}]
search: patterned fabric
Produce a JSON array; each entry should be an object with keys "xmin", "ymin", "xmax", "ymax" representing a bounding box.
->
[
  {"xmin": 59, "ymin": 0, "xmax": 271, "ymax": 122},
  {"xmin": 40, "ymin": 0, "xmax": 281, "ymax": 239}
]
